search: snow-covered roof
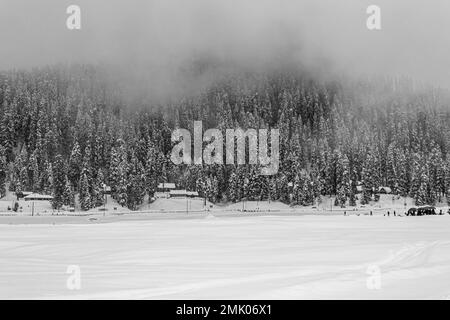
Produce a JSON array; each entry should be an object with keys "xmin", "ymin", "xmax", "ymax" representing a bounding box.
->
[
  {"xmin": 378, "ymin": 186, "xmax": 392, "ymax": 193},
  {"xmin": 158, "ymin": 183, "xmax": 176, "ymax": 189},
  {"xmin": 24, "ymin": 193, "xmax": 53, "ymax": 201},
  {"xmin": 16, "ymin": 191, "xmax": 33, "ymax": 196},
  {"xmin": 169, "ymin": 190, "xmax": 187, "ymax": 196}
]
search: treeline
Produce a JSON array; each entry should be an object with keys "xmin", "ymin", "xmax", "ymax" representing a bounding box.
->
[{"xmin": 0, "ymin": 64, "xmax": 449, "ymax": 210}]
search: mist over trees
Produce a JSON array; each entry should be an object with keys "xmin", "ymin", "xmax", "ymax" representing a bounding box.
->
[{"xmin": 1, "ymin": 62, "xmax": 450, "ymax": 210}]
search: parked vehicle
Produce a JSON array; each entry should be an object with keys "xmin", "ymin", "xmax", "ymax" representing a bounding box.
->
[
  {"xmin": 407, "ymin": 206, "xmax": 437, "ymax": 216},
  {"xmin": 407, "ymin": 207, "xmax": 417, "ymax": 216},
  {"xmin": 417, "ymin": 206, "xmax": 436, "ymax": 216}
]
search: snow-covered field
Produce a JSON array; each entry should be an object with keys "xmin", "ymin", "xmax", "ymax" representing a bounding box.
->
[{"xmin": 1, "ymin": 214, "xmax": 450, "ymax": 299}]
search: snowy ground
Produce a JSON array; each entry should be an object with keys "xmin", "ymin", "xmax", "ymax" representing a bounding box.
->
[
  {"xmin": 1, "ymin": 214, "xmax": 450, "ymax": 299},
  {"xmin": 1, "ymin": 193, "xmax": 446, "ymax": 217}
]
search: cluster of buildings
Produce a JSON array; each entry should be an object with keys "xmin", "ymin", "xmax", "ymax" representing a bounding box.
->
[
  {"xmin": 16, "ymin": 183, "xmax": 391, "ymax": 203},
  {"xmin": 14, "ymin": 183, "xmax": 200, "ymax": 203}
]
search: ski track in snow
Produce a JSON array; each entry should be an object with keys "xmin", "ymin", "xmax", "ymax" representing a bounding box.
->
[{"xmin": 1, "ymin": 215, "xmax": 450, "ymax": 299}]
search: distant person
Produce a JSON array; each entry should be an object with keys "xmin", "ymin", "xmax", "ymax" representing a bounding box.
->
[
  {"xmin": 394, "ymin": 211, "xmax": 396, "ymax": 216},
  {"xmin": 387, "ymin": 211, "xmax": 390, "ymax": 217},
  {"xmin": 370, "ymin": 211, "xmax": 373, "ymax": 216}
]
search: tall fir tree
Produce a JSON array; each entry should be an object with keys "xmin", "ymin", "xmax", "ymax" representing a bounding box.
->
[
  {"xmin": 79, "ymin": 172, "xmax": 92, "ymax": 211},
  {"xmin": 51, "ymin": 154, "xmax": 66, "ymax": 209},
  {"xmin": 0, "ymin": 146, "xmax": 7, "ymax": 198},
  {"xmin": 68, "ymin": 139, "xmax": 82, "ymax": 191}
]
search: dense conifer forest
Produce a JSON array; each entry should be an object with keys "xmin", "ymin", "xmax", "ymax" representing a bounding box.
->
[{"xmin": 0, "ymin": 62, "xmax": 449, "ymax": 210}]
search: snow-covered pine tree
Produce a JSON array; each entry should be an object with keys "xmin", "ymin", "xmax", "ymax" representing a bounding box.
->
[
  {"xmin": 386, "ymin": 143, "xmax": 398, "ymax": 194},
  {"xmin": 335, "ymin": 151, "xmax": 350, "ymax": 206},
  {"xmin": 11, "ymin": 148, "xmax": 28, "ymax": 192},
  {"xmin": 349, "ymin": 166, "xmax": 358, "ymax": 207},
  {"xmin": 299, "ymin": 173, "xmax": 314, "ymax": 206},
  {"xmin": 247, "ymin": 166, "xmax": 261, "ymax": 201},
  {"xmin": 62, "ymin": 175, "xmax": 74, "ymax": 207},
  {"xmin": 127, "ymin": 152, "xmax": 145, "ymax": 210},
  {"xmin": 116, "ymin": 159, "xmax": 128, "ymax": 208},
  {"xmin": 415, "ymin": 171, "xmax": 429, "ymax": 206},
  {"xmin": 211, "ymin": 176, "xmax": 219, "ymax": 203},
  {"xmin": 109, "ymin": 138, "xmax": 129, "ymax": 204},
  {"xmin": 396, "ymin": 149, "xmax": 408, "ymax": 197},
  {"xmin": 445, "ymin": 159, "xmax": 450, "ymax": 206},
  {"xmin": 28, "ymin": 150, "xmax": 40, "ymax": 193},
  {"xmin": 19, "ymin": 166, "xmax": 29, "ymax": 192},
  {"xmin": 0, "ymin": 146, "xmax": 7, "ymax": 198},
  {"xmin": 276, "ymin": 173, "xmax": 289, "ymax": 203},
  {"xmin": 227, "ymin": 170, "xmax": 239, "ymax": 202},
  {"xmin": 40, "ymin": 160, "xmax": 53, "ymax": 195},
  {"xmin": 292, "ymin": 174, "xmax": 301, "ymax": 205},
  {"xmin": 79, "ymin": 171, "xmax": 91, "ymax": 211},
  {"xmin": 68, "ymin": 139, "xmax": 82, "ymax": 191},
  {"xmin": 92, "ymin": 169, "xmax": 105, "ymax": 207},
  {"xmin": 0, "ymin": 98, "xmax": 16, "ymax": 160},
  {"xmin": 409, "ymin": 152, "xmax": 422, "ymax": 199},
  {"xmin": 51, "ymin": 154, "xmax": 66, "ymax": 209},
  {"xmin": 360, "ymin": 150, "xmax": 374, "ymax": 205},
  {"xmin": 429, "ymin": 144, "xmax": 444, "ymax": 202},
  {"xmin": 268, "ymin": 176, "xmax": 278, "ymax": 202},
  {"xmin": 336, "ymin": 184, "xmax": 347, "ymax": 207},
  {"xmin": 371, "ymin": 146, "xmax": 382, "ymax": 199},
  {"xmin": 108, "ymin": 144, "xmax": 121, "ymax": 199},
  {"xmin": 144, "ymin": 143, "xmax": 158, "ymax": 199}
]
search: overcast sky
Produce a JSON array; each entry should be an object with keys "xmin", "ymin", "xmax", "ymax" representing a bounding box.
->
[{"xmin": 1, "ymin": 0, "xmax": 450, "ymax": 89}]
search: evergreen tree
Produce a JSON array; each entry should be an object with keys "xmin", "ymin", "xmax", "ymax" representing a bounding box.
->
[
  {"xmin": 127, "ymin": 152, "xmax": 145, "ymax": 210},
  {"xmin": 92, "ymin": 170, "xmax": 105, "ymax": 207},
  {"xmin": 79, "ymin": 172, "xmax": 92, "ymax": 211},
  {"xmin": 0, "ymin": 146, "xmax": 7, "ymax": 198},
  {"xmin": 144, "ymin": 144, "xmax": 159, "ymax": 199},
  {"xmin": 28, "ymin": 151, "xmax": 40, "ymax": 192},
  {"xmin": 40, "ymin": 160, "xmax": 53, "ymax": 194},
  {"xmin": 415, "ymin": 172, "xmax": 429, "ymax": 206},
  {"xmin": 335, "ymin": 152, "xmax": 350, "ymax": 206},
  {"xmin": 62, "ymin": 175, "xmax": 74, "ymax": 207},
  {"xmin": 116, "ymin": 160, "xmax": 128, "ymax": 207},
  {"xmin": 68, "ymin": 139, "xmax": 82, "ymax": 191},
  {"xmin": 386, "ymin": 143, "xmax": 398, "ymax": 193},
  {"xmin": 51, "ymin": 154, "xmax": 66, "ymax": 209},
  {"xmin": 361, "ymin": 150, "xmax": 374, "ymax": 205},
  {"xmin": 396, "ymin": 150, "xmax": 408, "ymax": 197},
  {"xmin": 228, "ymin": 170, "xmax": 239, "ymax": 202}
]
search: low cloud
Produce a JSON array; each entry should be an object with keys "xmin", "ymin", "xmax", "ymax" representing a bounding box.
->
[{"xmin": 1, "ymin": 0, "xmax": 450, "ymax": 95}]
